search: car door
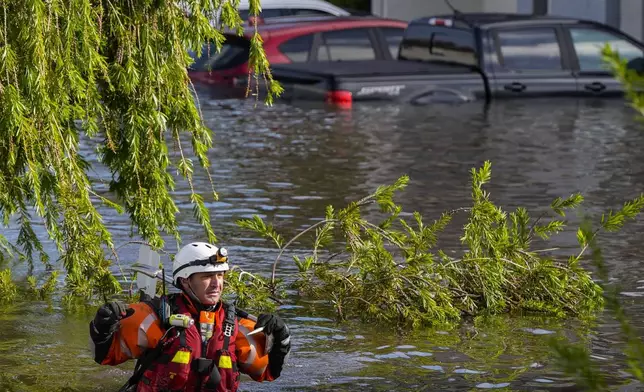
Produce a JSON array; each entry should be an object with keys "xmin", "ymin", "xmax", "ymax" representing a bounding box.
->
[
  {"xmin": 564, "ymin": 24, "xmax": 644, "ymax": 97},
  {"xmin": 489, "ymin": 25, "xmax": 578, "ymax": 98},
  {"xmin": 313, "ymin": 28, "xmax": 381, "ymax": 61}
]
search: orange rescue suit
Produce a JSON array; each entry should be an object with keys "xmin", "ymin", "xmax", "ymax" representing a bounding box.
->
[{"xmin": 90, "ymin": 294, "xmax": 274, "ymax": 392}]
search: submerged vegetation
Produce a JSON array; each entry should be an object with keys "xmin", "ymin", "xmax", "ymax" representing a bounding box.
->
[
  {"xmin": 237, "ymin": 161, "xmax": 643, "ymax": 328},
  {"xmin": 0, "ymin": 0, "xmax": 280, "ymax": 301},
  {"xmin": 0, "ymin": 269, "xmax": 17, "ymax": 304}
]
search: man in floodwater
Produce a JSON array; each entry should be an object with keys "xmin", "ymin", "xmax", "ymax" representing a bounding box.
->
[{"xmin": 89, "ymin": 242, "xmax": 291, "ymax": 392}]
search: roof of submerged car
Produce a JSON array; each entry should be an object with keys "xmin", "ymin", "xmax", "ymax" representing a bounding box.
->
[
  {"xmin": 411, "ymin": 12, "xmax": 604, "ymax": 29},
  {"xmin": 231, "ymin": 15, "xmax": 408, "ymax": 39}
]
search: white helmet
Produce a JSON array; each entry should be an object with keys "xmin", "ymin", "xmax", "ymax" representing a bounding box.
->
[{"xmin": 172, "ymin": 242, "xmax": 229, "ymax": 285}]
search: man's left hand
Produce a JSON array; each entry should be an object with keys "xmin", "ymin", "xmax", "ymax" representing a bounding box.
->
[
  {"xmin": 254, "ymin": 313, "xmax": 291, "ymax": 378},
  {"xmin": 254, "ymin": 313, "xmax": 291, "ymax": 350}
]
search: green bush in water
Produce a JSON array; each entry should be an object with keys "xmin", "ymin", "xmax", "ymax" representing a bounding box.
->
[
  {"xmin": 26, "ymin": 271, "xmax": 59, "ymax": 301},
  {"xmin": 237, "ymin": 161, "xmax": 644, "ymax": 329},
  {"xmin": 0, "ymin": 269, "xmax": 18, "ymax": 304}
]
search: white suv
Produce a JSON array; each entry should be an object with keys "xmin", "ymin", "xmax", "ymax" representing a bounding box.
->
[{"xmin": 237, "ymin": 0, "xmax": 352, "ymax": 19}]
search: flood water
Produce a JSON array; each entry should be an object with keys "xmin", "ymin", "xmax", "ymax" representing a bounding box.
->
[{"xmin": 3, "ymin": 92, "xmax": 644, "ymax": 391}]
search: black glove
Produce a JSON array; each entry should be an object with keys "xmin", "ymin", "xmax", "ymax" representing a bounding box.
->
[
  {"xmin": 91, "ymin": 301, "xmax": 134, "ymax": 338},
  {"xmin": 254, "ymin": 314, "xmax": 291, "ymax": 378}
]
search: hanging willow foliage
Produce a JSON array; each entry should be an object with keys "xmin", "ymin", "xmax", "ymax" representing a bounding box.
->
[{"xmin": 0, "ymin": 0, "xmax": 280, "ymax": 300}]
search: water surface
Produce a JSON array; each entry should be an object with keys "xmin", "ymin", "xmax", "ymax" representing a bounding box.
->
[{"xmin": 2, "ymin": 95, "xmax": 644, "ymax": 391}]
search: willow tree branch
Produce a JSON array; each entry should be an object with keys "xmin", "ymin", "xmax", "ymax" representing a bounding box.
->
[{"xmin": 271, "ymin": 219, "xmax": 337, "ymax": 285}]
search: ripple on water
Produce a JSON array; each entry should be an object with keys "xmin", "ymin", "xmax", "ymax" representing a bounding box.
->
[
  {"xmin": 290, "ymin": 316, "xmax": 334, "ymax": 322},
  {"xmin": 267, "ymin": 182, "xmax": 295, "ymax": 188},
  {"xmin": 421, "ymin": 365, "xmax": 445, "ymax": 372},
  {"xmin": 454, "ymin": 368, "xmax": 486, "ymax": 375},
  {"xmin": 621, "ymin": 291, "xmax": 644, "ymax": 297},
  {"xmin": 291, "ymin": 195, "xmax": 324, "ymax": 201},
  {"xmin": 395, "ymin": 345, "xmax": 416, "ymax": 349},
  {"xmin": 476, "ymin": 382, "xmax": 511, "ymax": 389},
  {"xmin": 374, "ymin": 351, "xmax": 411, "ymax": 360},
  {"xmin": 521, "ymin": 328, "xmax": 555, "ymax": 335},
  {"xmin": 407, "ymin": 351, "xmax": 433, "ymax": 357}
]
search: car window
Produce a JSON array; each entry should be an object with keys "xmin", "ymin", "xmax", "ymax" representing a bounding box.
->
[
  {"xmin": 279, "ymin": 34, "xmax": 314, "ymax": 62},
  {"xmin": 399, "ymin": 25, "xmax": 477, "ymax": 66},
  {"xmin": 497, "ymin": 28, "xmax": 563, "ymax": 71},
  {"xmin": 238, "ymin": 8, "xmax": 285, "ymax": 20},
  {"xmin": 380, "ymin": 27, "xmax": 404, "ymax": 58},
  {"xmin": 317, "ymin": 28, "xmax": 376, "ymax": 61},
  {"xmin": 569, "ymin": 27, "xmax": 644, "ymax": 71},
  {"xmin": 290, "ymin": 9, "xmax": 334, "ymax": 16},
  {"xmin": 190, "ymin": 37, "xmax": 250, "ymax": 71}
]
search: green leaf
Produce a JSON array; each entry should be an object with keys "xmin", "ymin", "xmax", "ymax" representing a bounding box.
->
[
  {"xmin": 551, "ymin": 193, "xmax": 584, "ymax": 217},
  {"xmin": 236, "ymin": 215, "xmax": 284, "ymax": 248},
  {"xmin": 576, "ymin": 228, "xmax": 588, "ymax": 248},
  {"xmin": 534, "ymin": 220, "xmax": 565, "ymax": 240},
  {"xmin": 601, "ymin": 194, "xmax": 644, "ymax": 232}
]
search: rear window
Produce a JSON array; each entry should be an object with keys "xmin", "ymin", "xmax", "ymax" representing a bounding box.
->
[
  {"xmin": 317, "ymin": 28, "xmax": 376, "ymax": 61},
  {"xmin": 399, "ymin": 24, "xmax": 477, "ymax": 66},
  {"xmin": 279, "ymin": 34, "xmax": 314, "ymax": 62},
  {"xmin": 190, "ymin": 36, "xmax": 250, "ymax": 71}
]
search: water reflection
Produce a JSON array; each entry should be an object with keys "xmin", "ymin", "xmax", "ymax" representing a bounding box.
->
[{"xmin": 2, "ymin": 96, "xmax": 644, "ymax": 390}]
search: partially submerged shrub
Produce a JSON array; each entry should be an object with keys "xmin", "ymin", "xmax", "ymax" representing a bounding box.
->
[
  {"xmin": 0, "ymin": 269, "xmax": 18, "ymax": 304},
  {"xmin": 237, "ymin": 161, "xmax": 629, "ymax": 329},
  {"xmin": 223, "ymin": 268, "xmax": 283, "ymax": 314},
  {"xmin": 26, "ymin": 271, "xmax": 59, "ymax": 301}
]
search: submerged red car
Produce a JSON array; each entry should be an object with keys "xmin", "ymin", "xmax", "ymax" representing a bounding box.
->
[{"xmin": 188, "ymin": 15, "xmax": 408, "ymax": 93}]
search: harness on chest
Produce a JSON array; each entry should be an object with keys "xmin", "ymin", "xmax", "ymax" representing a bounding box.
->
[{"xmin": 192, "ymin": 302, "xmax": 238, "ymax": 389}]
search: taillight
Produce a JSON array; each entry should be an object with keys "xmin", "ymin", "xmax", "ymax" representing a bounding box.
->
[
  {"xmin": 428, "ymin": 17, "xmax": 453, "ymax": 27},
  {"xmin": 325, "ymin": 90, "xmax": 352, "ymax": 109}
]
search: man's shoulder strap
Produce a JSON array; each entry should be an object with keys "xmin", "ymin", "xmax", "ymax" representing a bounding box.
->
[
  {"xmin": 221, "ymin": 301, "xmax": 237, "ymax": 351},
  {"xmin": 222, "ymin": 301, "xmax": 237, "ymax": 327}
]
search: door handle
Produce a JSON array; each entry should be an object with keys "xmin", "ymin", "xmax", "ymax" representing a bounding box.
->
[
  {"xmin": 504, "ymin": 82, "xmax": 526, "ymax": 92},
  {"xmin": 584, "ymin": 82, "xmax": 606, "ymax": 92}
]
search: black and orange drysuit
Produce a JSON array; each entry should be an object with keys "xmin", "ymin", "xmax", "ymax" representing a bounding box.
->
[{"xmin": 90, "ymin": 293, "xmax": 283, "ymax": 392}]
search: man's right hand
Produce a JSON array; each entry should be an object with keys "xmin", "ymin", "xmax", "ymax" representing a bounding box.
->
[{"xmin": 92, "ymin": 301, "xmax": 134, "ymax": 336}]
